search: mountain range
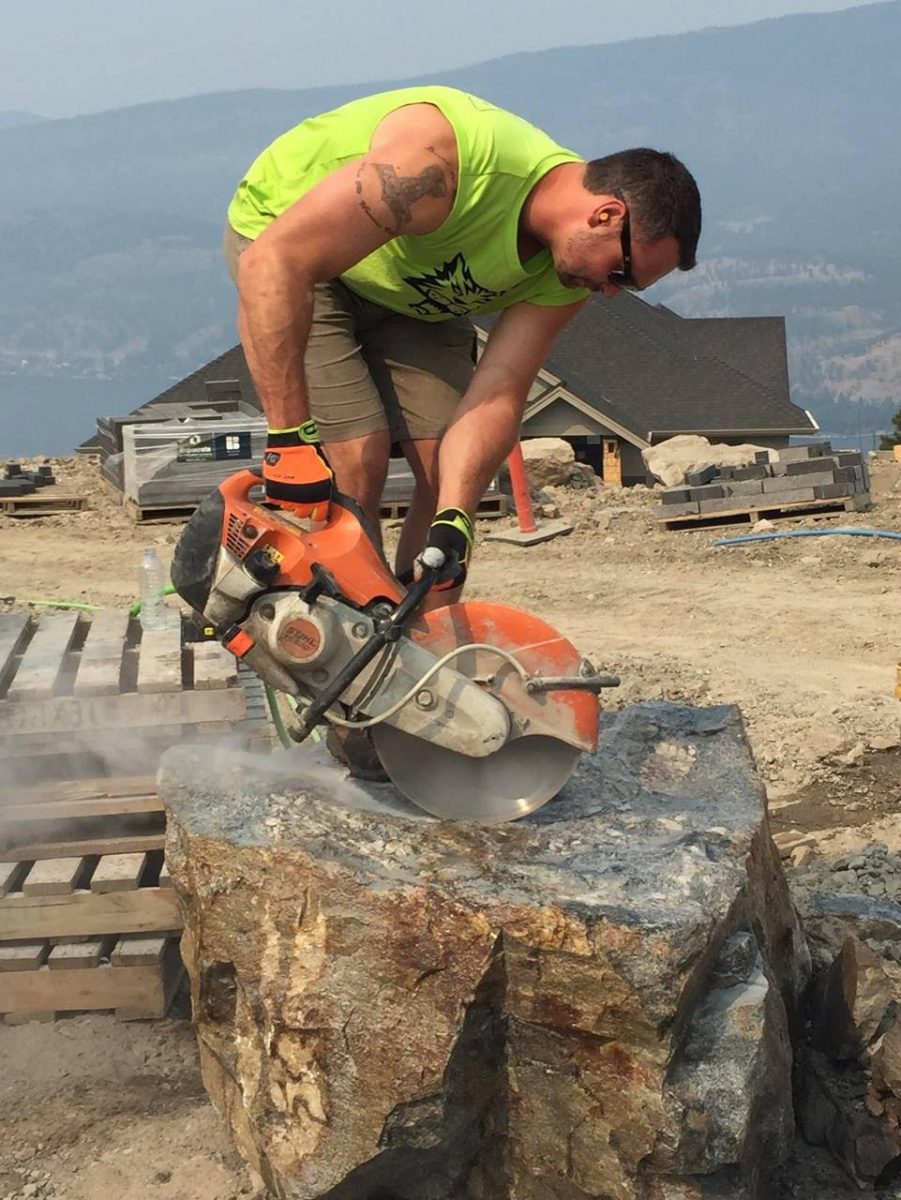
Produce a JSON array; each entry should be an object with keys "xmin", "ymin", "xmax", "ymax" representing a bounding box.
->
[{"xmin": 2, "ymin": 1, "xmax": 899, "ymax": 453}]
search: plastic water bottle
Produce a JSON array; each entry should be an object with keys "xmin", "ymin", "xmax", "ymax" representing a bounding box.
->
[{"xmin": 138, "ymin": 547, "xmax": 170, "ymax": 631}]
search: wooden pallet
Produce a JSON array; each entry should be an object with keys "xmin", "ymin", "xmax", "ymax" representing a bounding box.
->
[
  {"xmin": 0, "ymin": 612, "xmax": 275, "ymax": 1023},
  {"xmin": 657, "ymin": 492, "xmax": 871, "ymax": 531},
  {"xmin": 123, "ymin": 498, "xmax": 199, "ymax": 523},
  {"xmin": 0, "ymin": 849, "xmax": 182, "ymax": 1020},
  {"xmin": 379, "ymin": 493, "xmax": 510, "ymax": 522},
  {"xmin": 0, "ymin": 611, "xmax": 270, "ymax": 777},
  {"xmin": 0, "ymin": 849, "xmax": 180, "ymax": 938},
  {"xmin": 125, "ymin": 493, "xmax": 513, "ymax": 524},
  {"xmin": 0, "ymin": 489, "xmax": 87, "ymax": 517},
  {"xmin": 0, "ymin": 934, "xmax": 183, "ymax": 1022},
  {"xmin": 0, "ymin": 775, "xmax": 161, "ymax": 827}
]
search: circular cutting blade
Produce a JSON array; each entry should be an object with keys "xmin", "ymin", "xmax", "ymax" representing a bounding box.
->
[{"xmin": 370, "ymin": 725, "xmax": 580, "ymax": 823}]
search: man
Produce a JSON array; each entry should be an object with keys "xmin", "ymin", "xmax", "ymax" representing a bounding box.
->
[{"xmin": 224, "ymin": 84, "xmax": 701, "ymax": 599}]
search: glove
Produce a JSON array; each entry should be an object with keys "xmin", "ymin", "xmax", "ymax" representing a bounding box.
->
[
  {"xmin": 263, "ymin": 420, "xmax": 333, "ymax": 521},
  {"xmin": 414, "ymin": 507, "xmax": 475, "ymax": 591}
]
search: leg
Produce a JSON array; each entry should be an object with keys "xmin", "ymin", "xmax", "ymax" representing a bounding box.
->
[
  {"xmin": 394, "ymin": 437, "xmax": 463, "ymax": 610},
  {"xmin": 396, "ymin": 438, "xmax": 470, "ymax": 612},
  {"xmin": 322, "ymin": 429, "xmax": 391, "ymax": 541},
  {"xmin": 362, "ymin": 308, "xmax": 476, "ymax": 587},
  {"xmin": 394, "ymin": 437, "xmax": 441, "ymax": 577},
  {"xmin": 303, "ymin": 282, "xmax": 395, "ymax": 534}
]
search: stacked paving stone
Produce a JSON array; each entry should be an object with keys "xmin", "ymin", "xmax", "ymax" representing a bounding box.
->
[
  {"xmin": 656, "ymin": 441, "xmax": 871, "ymax": 520},
  {"xmin": 0, "ymin": 461, "xmax": 55, "ymax": 498}
]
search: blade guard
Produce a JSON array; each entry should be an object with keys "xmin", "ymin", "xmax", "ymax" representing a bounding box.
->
[{"xmin": 409, "ymin": 602, "xmax": 600, "ymax": 753}]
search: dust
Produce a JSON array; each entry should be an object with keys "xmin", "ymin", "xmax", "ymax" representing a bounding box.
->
[
  {"xmin": 174, "ymin": 740, "xmax": 371, "ymax": 808},
  {"xmin": 0, "ymin": 726, "xmax": 178, "ymax": 859},
  {"xmin": 164, "ymin": 738, "xmax": 426, "ymax": 826}
]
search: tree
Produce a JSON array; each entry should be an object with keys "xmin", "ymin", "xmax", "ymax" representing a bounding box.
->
[{"xmin": 879, "ymin": 405, "xmax": 901, "ymax": 449}]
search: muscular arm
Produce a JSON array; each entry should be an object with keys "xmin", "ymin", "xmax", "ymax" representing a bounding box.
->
[
  {"xmin": 435, "ymin": 300, "xmax": 586, "ymax": 515},
  {"xmin": 236, "ymin": 104, "xmax": 458, "ymax": 429}
]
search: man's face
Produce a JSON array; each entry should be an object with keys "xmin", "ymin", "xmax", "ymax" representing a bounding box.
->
[{"xmin": 554, "ymin": 215, "xmax": 681, "ymax": 298}]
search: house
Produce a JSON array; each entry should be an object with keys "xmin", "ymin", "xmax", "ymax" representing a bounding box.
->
[
  {"xmin": 81, "ymin": 295, "xmax": 817, "ymax": 487},
  {"xmin": 475, "ymin": 294, "xmax": 817, "ymax": 485}
]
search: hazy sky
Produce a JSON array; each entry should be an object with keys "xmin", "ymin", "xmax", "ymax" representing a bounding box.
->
[{"xmin": 1, "ymin": 0, "xmax": 883, "ymax": 118}]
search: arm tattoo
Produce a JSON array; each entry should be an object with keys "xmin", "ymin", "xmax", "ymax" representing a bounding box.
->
[
  {"xmin": 355, "ymin": 160, "xmax": 448, "ymax": 235},
  {"xmin": 426, "ymin": 143, "xmax": 457, "ymax": 186}
]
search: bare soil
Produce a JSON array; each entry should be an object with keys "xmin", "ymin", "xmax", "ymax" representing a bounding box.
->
[{"xmin": 1, "ymin": 453, "xmax": 900, "ymax": 1199}]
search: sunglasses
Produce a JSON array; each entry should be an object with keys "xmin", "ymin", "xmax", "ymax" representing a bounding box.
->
[{"xmin": 606, "ymin": 195, "xmax": 642, "ymax": 292}]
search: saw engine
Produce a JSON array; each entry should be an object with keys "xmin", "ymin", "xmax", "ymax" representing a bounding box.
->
[{"xmin": 171, "ymin": 470, "xmax": 618, "ymax": 821}]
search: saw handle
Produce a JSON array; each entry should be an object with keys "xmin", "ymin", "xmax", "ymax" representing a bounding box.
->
[
  {"xmin": 524, "ymin": 673, "xmax": 620, "ymax": 694},
  {"xmin": 289, "ymin": 565, "xmax": 439, "ymax": 745},
  {"xmin": 380, "ymin": 566, "xmax": 438, "ymax": 640}
]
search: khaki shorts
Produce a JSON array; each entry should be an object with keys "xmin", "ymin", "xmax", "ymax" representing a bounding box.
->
[{"xmin": 223, "ymin": 224, "xmax": 475, "ymax": 444}]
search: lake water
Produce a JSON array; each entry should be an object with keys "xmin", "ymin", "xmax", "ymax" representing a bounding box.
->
[{"xmin": 0, "ymin": 374, "xmax": 169, "ymax": 457}]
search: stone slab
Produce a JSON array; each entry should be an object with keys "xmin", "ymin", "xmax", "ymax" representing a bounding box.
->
[
  {"xmin": 725, "ymin": 480, "xmax": 765, "ymax": 497},
  {"xmin": 661, "ymin": 488, "xmax": 692, "ymax": 505},
  {"xmin": 762, "ymin": 473, "xmax": 835, "ymax": 494},
  {"xmin": 775, "ymin": 443, "xmax": 833, "ymax": 463},
  {"xmin": 684, "ymin": 465, "xmax": 718, "ymax": 486},
  {"xmin": 655, "ymin": 502, "xmax": 700, "ymax": 519},
  {"xmin": 730, "ymin": 465, "xmax": 770, "ymax": 481},
  {"xmin": 483, "ymin": 519, "xmax": 573, "ymax": 547},
  {"xmin": 814, "ymin": 483, "xmax": 854, "ymax": 500},
  {"xmin": 784, "ymin": 457, "xmax": 841, "ymax": 476},
  {"xmin": 688, "ymin": 483, "xmax": 726, "ymax": 500}
]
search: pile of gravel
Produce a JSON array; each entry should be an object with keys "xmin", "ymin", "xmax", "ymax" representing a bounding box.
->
[
  {"xmin": 787, "ymin": 844, "xmax": 901, "ymax": 966},
  {"xmin": 788, "ymin": 844, "xmax": 901, "ymax": 905}
]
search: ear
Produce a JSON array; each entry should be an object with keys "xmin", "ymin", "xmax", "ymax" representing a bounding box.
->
[{"xmin": 588, "ymin": 196, "xmax": 627, "ymax": 229}]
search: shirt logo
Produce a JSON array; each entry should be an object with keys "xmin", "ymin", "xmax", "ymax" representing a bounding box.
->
[{"xmin": 404, "ymin": 253, "xmax": 501, "ymax": 317}]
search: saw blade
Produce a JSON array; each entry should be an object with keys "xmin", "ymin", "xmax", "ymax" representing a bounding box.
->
[{"xmin": 370, "ymin": 724, "xmax": 580, "ymax": 823}]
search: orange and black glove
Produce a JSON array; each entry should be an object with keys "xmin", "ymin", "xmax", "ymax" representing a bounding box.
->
[
  {"xmin": 263, "ymin": 420, "xmax": 333, "ymax": 521},
  {"xmin": 414, "ymin": 507, "xmax": 474, "ymax": 591}
]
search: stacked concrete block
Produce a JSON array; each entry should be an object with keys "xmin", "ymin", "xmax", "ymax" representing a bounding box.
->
[
  {"xmin": 0, "ymin": 461, "xmax": 55, "ymax": 497},
  {"xmin": 655, "ymin": 443, "xmax": 871, "ymax": 520}
]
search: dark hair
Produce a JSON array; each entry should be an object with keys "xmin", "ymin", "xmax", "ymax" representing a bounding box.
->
[{"xmin": 583, "ymin": 149, "xmax": 701, "ymax": 271}]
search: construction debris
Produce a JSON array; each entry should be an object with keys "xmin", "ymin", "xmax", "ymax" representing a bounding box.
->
[
  {"xmin": 654, "ymin": 441, "xmax": 872, "ymax": 525},
  {"xmin": 642, "ymin": 433, "xmax": 772, "ymax": 488}
]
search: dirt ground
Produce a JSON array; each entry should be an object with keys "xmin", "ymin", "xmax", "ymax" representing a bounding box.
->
[{"xmin": 1, "ymin": 453, "xmax": 900, "ymax": 1199}]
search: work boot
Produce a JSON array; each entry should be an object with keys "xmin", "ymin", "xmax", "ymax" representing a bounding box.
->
[{"xmin": 325, "ymin": 725, "xmax": 389, "ymax": 783}]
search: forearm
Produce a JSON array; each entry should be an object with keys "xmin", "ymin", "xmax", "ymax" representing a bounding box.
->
[
  {"xmin": 237, "ymin": 248, "xmax": 314, "ymax": 431},
  {"xmin": 436, "ymin": 376, "xmax": 526, "ymax": 516}
]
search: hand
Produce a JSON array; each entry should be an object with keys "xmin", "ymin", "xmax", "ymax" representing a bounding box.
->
[
  {"xmin": 263, "ymin": 421, "xmax": 333, "ymax": 521},
  {"xmin": 414, "ymin": 508, "xmax": 475, "ymax": 591}
]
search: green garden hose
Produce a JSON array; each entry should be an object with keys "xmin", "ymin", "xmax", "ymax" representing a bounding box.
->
[{"xmin": 25, "ymin": 599, "xmax": 103, "ymax": 611}]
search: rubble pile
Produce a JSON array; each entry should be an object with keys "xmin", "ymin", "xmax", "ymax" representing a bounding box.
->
[{"xmin": 788, "ymin": 846, "xmax": 901, "ymax": 1188}]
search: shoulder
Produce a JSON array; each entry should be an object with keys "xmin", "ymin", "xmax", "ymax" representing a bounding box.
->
[{"xmin": 372, "ymin": 102, "xmax": 457, "ymax": 163}]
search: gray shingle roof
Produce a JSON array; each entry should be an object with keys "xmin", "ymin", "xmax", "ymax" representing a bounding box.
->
[
  {"xmin": 145, "ymin": 345, "xmax": 259, "ymax": 408},
  {"xmin": 533, "ymin": 294, "xmax": 814, "ymax": 441}
]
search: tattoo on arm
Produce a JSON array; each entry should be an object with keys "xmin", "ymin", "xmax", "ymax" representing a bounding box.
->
[
  {"xmin": 426, "ymin": 143, "xmax": 457, "ymax": 185},
  {"xmin": 355, "ymin": 160, "xmax": 448, "ymax": 236}
]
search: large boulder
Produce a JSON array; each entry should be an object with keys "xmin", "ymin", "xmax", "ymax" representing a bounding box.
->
[
  {"xmin": 519, "ymin": 437, "xmax": 576, "ymax": 488},
  {"xmin": 642, "ymin": 436, "xmax": 772, "ymax": 488},
  {"xmin": 161, "ymin": 703, "xmax": 809, "ymax": 1200}
]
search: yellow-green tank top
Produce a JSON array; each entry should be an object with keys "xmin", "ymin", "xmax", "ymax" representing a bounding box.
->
[{"xmin": 227, "ymin": 85, "xmax": 588, "ymax": 320}]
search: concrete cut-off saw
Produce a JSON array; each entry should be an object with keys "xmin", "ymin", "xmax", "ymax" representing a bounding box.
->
[{"xmin": 171, "ymin": 470, "xmax": 619, "ymax": 822}]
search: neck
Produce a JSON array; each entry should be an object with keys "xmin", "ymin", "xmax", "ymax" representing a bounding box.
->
[{"xmin": 521, "ymin": 161, "xmax": 585, "ymax": 246}]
